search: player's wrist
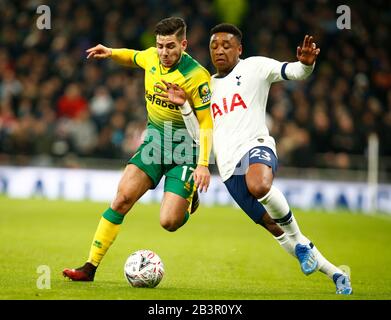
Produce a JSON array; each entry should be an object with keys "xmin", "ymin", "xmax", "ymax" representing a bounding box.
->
[
  {"xmin": 197, "ymin": 162, "xmax": 209, "ymax": 168},
  {"xmin": 299, "ymin": 60, "xmax": 315, "ymax": 68},
  {"xmin": 180, "ymin": 100, "xmax": 192, "ymax": 114}
]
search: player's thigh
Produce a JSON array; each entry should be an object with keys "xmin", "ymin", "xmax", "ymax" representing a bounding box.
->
[
  {"xmin": 160, "ymin": 191, "xmax": 189, "ymax": 225},
  {"xmin": 245, "ymin": 146, "xmax": 277, "ymax": 198},
  {"xmin": 128, "ymin": 142, "xmax": 164, "ymax": 188},
  {"xmin": 160, "ymin": 164, "xmax": 196, "ymax": 221},
  {"xmin": 246, "ymin": 163, "xmax": 273, "ymax": 193},
  {"xmin": 112, "ymin": 164, "xmax": 153, "ymax": 212}
]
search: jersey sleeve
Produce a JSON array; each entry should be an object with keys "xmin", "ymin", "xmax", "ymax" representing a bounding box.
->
[
  {"xmin": 185, "ymin": 67, "xmax": 212, "ymax": 166},
  {"xmin": 111, "ymin": 47, "xmax": 156, "ymax": 70},
  {"xmin": 132, "ymin": 47, "xmax": 156, "ymax": 70},
  {"xmin": 248, "ymin": 56, "xmax": 314, "ymax": 83},
  {"xmin": 247, "ymin": 56, "xmax": 286, "ymax": 83},
  {"xmin": 195, "ymin": 107, "xmax": 213, "ymax": 166},
  {"xmin": 187, "ymin": 68, "xmax": 212, "ymax": 111}
]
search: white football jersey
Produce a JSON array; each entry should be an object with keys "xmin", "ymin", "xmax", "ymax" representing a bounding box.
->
[{"xmin": 211, "ymin": 56, "xmax": 303, "ymax": 181}]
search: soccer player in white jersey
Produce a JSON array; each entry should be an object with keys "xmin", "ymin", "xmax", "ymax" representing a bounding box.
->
[{"xmin": 157, "ymin": 23, "xmax": 352, "ymax": 295}]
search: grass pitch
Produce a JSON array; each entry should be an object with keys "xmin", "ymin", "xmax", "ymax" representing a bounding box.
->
[{"xmin": 1, "ymin": 196, "xmax": 391, "ymax": 300}]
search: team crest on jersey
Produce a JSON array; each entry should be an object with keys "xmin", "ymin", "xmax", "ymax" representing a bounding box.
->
[
  {"xmin": 236, "ymin": 75, "xmax": 241, "ymax": 86},
  {"xmin": 198, "ymin": 82, "xmax": 211, "ymax": 104},
  {"xmin": 184, "ymin": 182, "xmax": 191, "ymax": 192}
]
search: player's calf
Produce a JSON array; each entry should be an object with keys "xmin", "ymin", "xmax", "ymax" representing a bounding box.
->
[{"xmin": 261, "ymin": 213, "xmax": 284, "ymax": 237}]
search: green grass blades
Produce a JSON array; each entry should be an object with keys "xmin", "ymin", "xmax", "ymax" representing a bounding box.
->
[{"xmin": 1, "ymin": 197, "xmax": 391, "ymax": 300}]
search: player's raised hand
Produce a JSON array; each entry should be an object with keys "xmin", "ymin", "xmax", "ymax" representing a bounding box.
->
[
  {"xmin": 154, "ymin": 80, "xmax": 187, "ymax": 106},
  {"xmin": 297, "ymin": 35, "xmax": 320, "ymax": 65},
  {"xmin": 193, "ymin": 164, "xmax": 210, "ymax": 193},
  {"xmin": 86, "ymin": 44, "xmax": 112, "ymax": 59}
]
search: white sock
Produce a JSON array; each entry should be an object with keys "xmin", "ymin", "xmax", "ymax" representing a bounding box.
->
[
  {"xmin": 288, "ymin": 227, "xmax": 344, "ymax": 279},
  {"xmin": 259, "ymin": 186, "xmax": 344, "ymax": 279},
  {"xmin": 274, "ymin": 233, "xmax": 296, "ymax": 258},
  {"xmin": 259, "ymin": 186, "xmax": 303, "ymax": 245},
  {"xmin": 311, "ymin": 246, "xmax": 344, "ymax": 279},
  {"xmin": 284, "ymin": 226, "xmax": 345, "ymax": 281},
  {"xmin": 180, "ymin": 101, "xmax": 199, "ymax": 145}
]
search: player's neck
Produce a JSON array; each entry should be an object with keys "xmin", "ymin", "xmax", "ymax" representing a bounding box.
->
[
  {"xmin": 216, "ymin": 59, "xmax": 240, "ymax": 78},
  {"xmin": 160, "ymin": 53, "xmax": 183, "ymax": 71}
]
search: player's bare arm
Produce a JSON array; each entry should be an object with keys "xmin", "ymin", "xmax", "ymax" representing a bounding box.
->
[
  {"xmin": 86, "ymin": 44, "xmax": 136, "ymax": 67},
  {"xmin": 193, "ymin": 165, "xmax": 210, "ymax": 193},
  {"xmin": 86, "ymin": 44, "xmax": 112, "ymax": 59},
  {"xmin": 296, "ymin": 35, "xmax": 320, "ymax": 65},
  {"xmin": 154, "ymin": 80, "xmax": 211, "ymax": 193}
]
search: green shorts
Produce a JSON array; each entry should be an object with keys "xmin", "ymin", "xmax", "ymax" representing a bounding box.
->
[{"xmin": 128, "ymin": 139, "xmax": 197, "ymax": 200}]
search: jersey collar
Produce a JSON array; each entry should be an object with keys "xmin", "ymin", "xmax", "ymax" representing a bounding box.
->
[{"xmin": 214, "ymin": 59, "xmax": 242, "ymax": 79}]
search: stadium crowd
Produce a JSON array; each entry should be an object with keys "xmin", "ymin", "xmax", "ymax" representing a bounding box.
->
[{"xmin": 0, "ymin": 0, "xmax": 390, "ymax": 174}]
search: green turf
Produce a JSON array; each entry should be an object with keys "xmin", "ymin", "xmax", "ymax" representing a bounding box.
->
[{"xmin": 0, "ymin": 196, "xmax": 390, "ymax": 300}]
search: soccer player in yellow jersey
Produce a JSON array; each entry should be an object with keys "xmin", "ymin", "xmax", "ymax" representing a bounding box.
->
[{"xmin": 63, "ymin": 17, "xmax": 213, "ymax": 281}]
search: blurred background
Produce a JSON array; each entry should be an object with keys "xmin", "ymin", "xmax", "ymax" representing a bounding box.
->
[{"xmin": 0, "ymin": 0, "xmax": 390, "ymax": 211}]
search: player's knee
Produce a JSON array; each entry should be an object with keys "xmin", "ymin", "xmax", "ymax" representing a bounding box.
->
[
  {"xmin": 160, "ymin": 217, "xmax": 180, "ymax": 232},
  {"xmin": 111, "ymin": 193, "xmax": 135, "ymax": 215},
  {"xmin": 247, "ymin": 179, "xmax": 271, "ymax": 199}
]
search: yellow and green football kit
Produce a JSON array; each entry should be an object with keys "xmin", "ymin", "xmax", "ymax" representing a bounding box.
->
[
  {"xmin": 111, "ymin": 47, "xmax": 213, "ymax": 199},
  {"xmin": 85, "ymin": 47, "xmax": 213, "ymax": 268}
]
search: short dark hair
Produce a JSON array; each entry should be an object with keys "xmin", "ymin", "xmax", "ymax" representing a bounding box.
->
[
  {"xmin": 210, "ymin": 23, "xmax": 242, "ymax": 43},
  {"xmin": 154, "ymin": 17, "xmax": 187, "ymax": 40}
]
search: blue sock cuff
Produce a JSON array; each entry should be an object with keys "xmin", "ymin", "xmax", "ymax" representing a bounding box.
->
[{"xmin": 273, "ymin": 211, "xmax": 292, "ymax": 224}]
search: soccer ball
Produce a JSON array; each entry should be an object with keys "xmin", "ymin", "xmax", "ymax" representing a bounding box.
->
[{"xmin": 124, "ymin": 249, "xmax": 164, "ymax": 288}]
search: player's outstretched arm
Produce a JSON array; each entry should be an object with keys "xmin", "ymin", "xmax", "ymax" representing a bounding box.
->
[
  {"xmin": 86, "ymin": 44, "xmax": 112, "ymax": 59},
  {"xmin": 86, "ymin": 44, "xmax": 136, "ymax": 67},
  {"xmin": 296, "ymin": 35, "xmax": 320, "ymax": 65},
  {"xmin": 267, "ymin": 34, "xmax": 320, "ymax": 82}
]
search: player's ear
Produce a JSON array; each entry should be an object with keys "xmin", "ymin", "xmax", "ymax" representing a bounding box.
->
[
  {"xmin": 238, "ymin": 44, "xmax": 243, "ymax": 56},
  {"xmin": 181, "ymin": 39, "xmax": 188, "ymax": 51}
]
